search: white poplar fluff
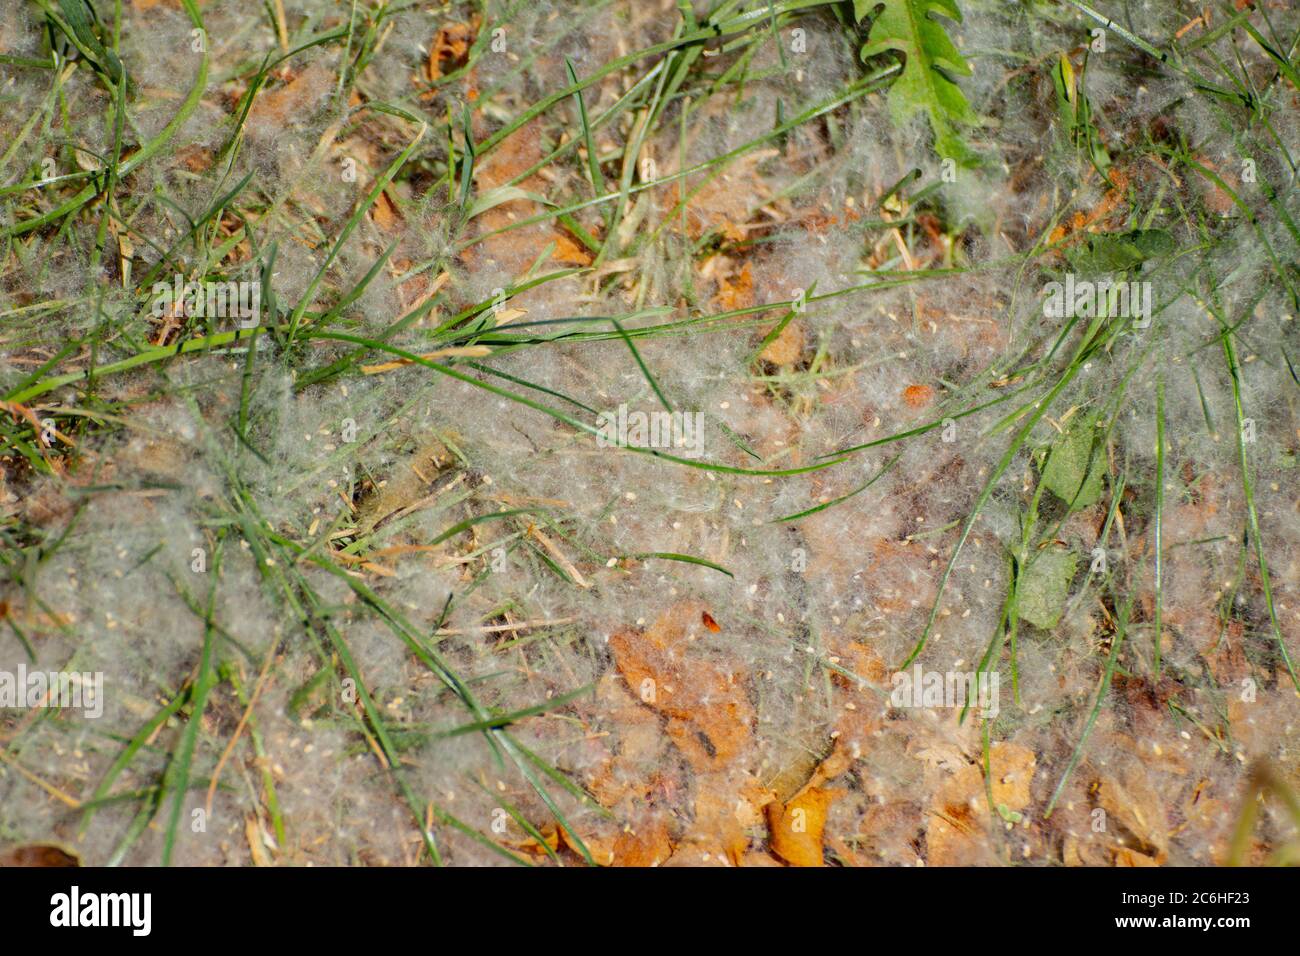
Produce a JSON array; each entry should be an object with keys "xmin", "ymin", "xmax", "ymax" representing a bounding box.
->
[{"xmin": 0, "ymin": 0, "xmax": 1296, "ymax": 865}]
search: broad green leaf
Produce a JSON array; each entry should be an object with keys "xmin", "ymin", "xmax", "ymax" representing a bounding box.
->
[
  {"xmin": 1065, "ymin": 229, "xmax": 1173, "ymax": 274},
  {"xmin": 1040, "ymin": 412, "xmax": 1106, "ymax": 510},
  {"xmin": 1066, "ymin": 235, "xmax": 1145, "ymax": 274},
  {"xmin": 854, "ymin": 0, "xmax": 977, "ymax": 164},
  {"xmin": 1129, "ymin": 228, "xmax": 1176, "ymax": 258},
  {"xmin": 1017, "ymin": 548, "xmax": 1077, "ymax": 631}
]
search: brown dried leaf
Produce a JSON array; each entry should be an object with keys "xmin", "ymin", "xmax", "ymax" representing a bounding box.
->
[
  {"xmin": 1097, "ymin": 766, "xmax": 1170, "ymax": 864},
  {"xmin": 559, "ymin": 817, "xmax": 673, "ymax": 867},
  {"xmin": 925, "ymin": 743, "xmax": 1036, "ymax": 866},
  {"xmin": 766, "ymin": 786, "xmax": 836, "ymax": 867},
  {"xmin": 712, "ymin": 261, "xmax": 754, "ymax": 311},
  {"xmin": 250, "ymin": 65, "xmax": 333, "ymax": 128},
  {"xmin": 608, "ymin": 601, "xmax": 753, "ymax": 772},
  {"xmin": 0, "ymin": 844, "xmax": 80, "ymax": 867},
  {"xmin": 553, "ymin": 233, "xmax": 593, "ymax": 266},
  {"xmin": 371, "ymin": 190, "xmax": 402, "ymax": 232},
  {"xmin": 427, "ymin": 20, "xmax": 477, "ymax": 81},
  {"xmin": 902, "ymin": 383, "xmax": 935, "ymax": 408},
  {"xmin": 759, "ymin": 320, "xmax": 804, "ymax": 366},
  {"xmin": 678, "ymin": 770, "xmax": 774, "ymax": 866},
  {"xmin": 504, "ymin": 822, "xmax": 560, "ymax": 857}
]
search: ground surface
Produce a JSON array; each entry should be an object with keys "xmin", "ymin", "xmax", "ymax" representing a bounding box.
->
[{"xmin": 1, "ymin": 0, "xmax": 1299, "ymax": 866}]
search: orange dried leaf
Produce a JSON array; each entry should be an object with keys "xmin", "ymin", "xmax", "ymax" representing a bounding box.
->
[
  {"xmin": 766, "ymin": 786, "xmax": 835, "ymax": 867},
  {"xmin": 903, "ymin": 383, "xmax": 935, "ymax": 408},
  {"xmin": 250, "ymin": 65, "xmax": 333, "ymax": 127},
  {"xmin": 427, "ymin": 21, "xmax": 476, "ymax": 81},
  {"xmin": 759, "ymin": 320, "xmax": 804, "ymax": 366},
  {"xmin": 608, "ymin": 601, "xmax": 753, "ymax": 772},
  {"xmin": 925, "ymin": 743, "xmax": 1036, "ymax": 866},
  {"xmin": 712, "ymin": 262, "xmax": 753, "ymax": 311},
  {"xmin": 553, "ymin": 232, "xmax": 593, "ymax": 266},
  {"xmin": 559, "ymin": 819, "xmax": 673, "ymax": 867},
  {"xmin": 371, "ymin": 190, "xmax": 402, "ymax": 232}
]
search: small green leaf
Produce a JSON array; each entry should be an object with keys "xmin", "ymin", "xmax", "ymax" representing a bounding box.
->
[
  {"xmin": 1065, "ymin": 229, "xmax": 1173, "ymax": 274},
  {"xmin": 1065, "ymin": 235, "xmax": 1143, "ymax": 274},
  {"xmin": 1040, "ymin": 412, "xmax": 1106, "ymax": 509},
  {"xmin": 1129, "ymin": 228, "xmax": 1176, "ymax": 258},
  {"xmin": 1017, "ymin": 548, "xmax": 1077, "ymax": 631},
  {"xmin": 996, "ymin": 802, "xmax": 1024, "ymax": 824}
]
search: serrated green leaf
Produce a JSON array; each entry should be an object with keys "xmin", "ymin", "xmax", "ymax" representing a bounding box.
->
[
  {"xmin": 1040, "ymin": 412, "xmax": 1106, "ymax": 510},
  {"xmin": 855, "ymin": 0, "xmax": 977, "ymax": 164},
  {"xmin": 1017, "ymin": 548, "xmax": 1077, "ymax": 631}
]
